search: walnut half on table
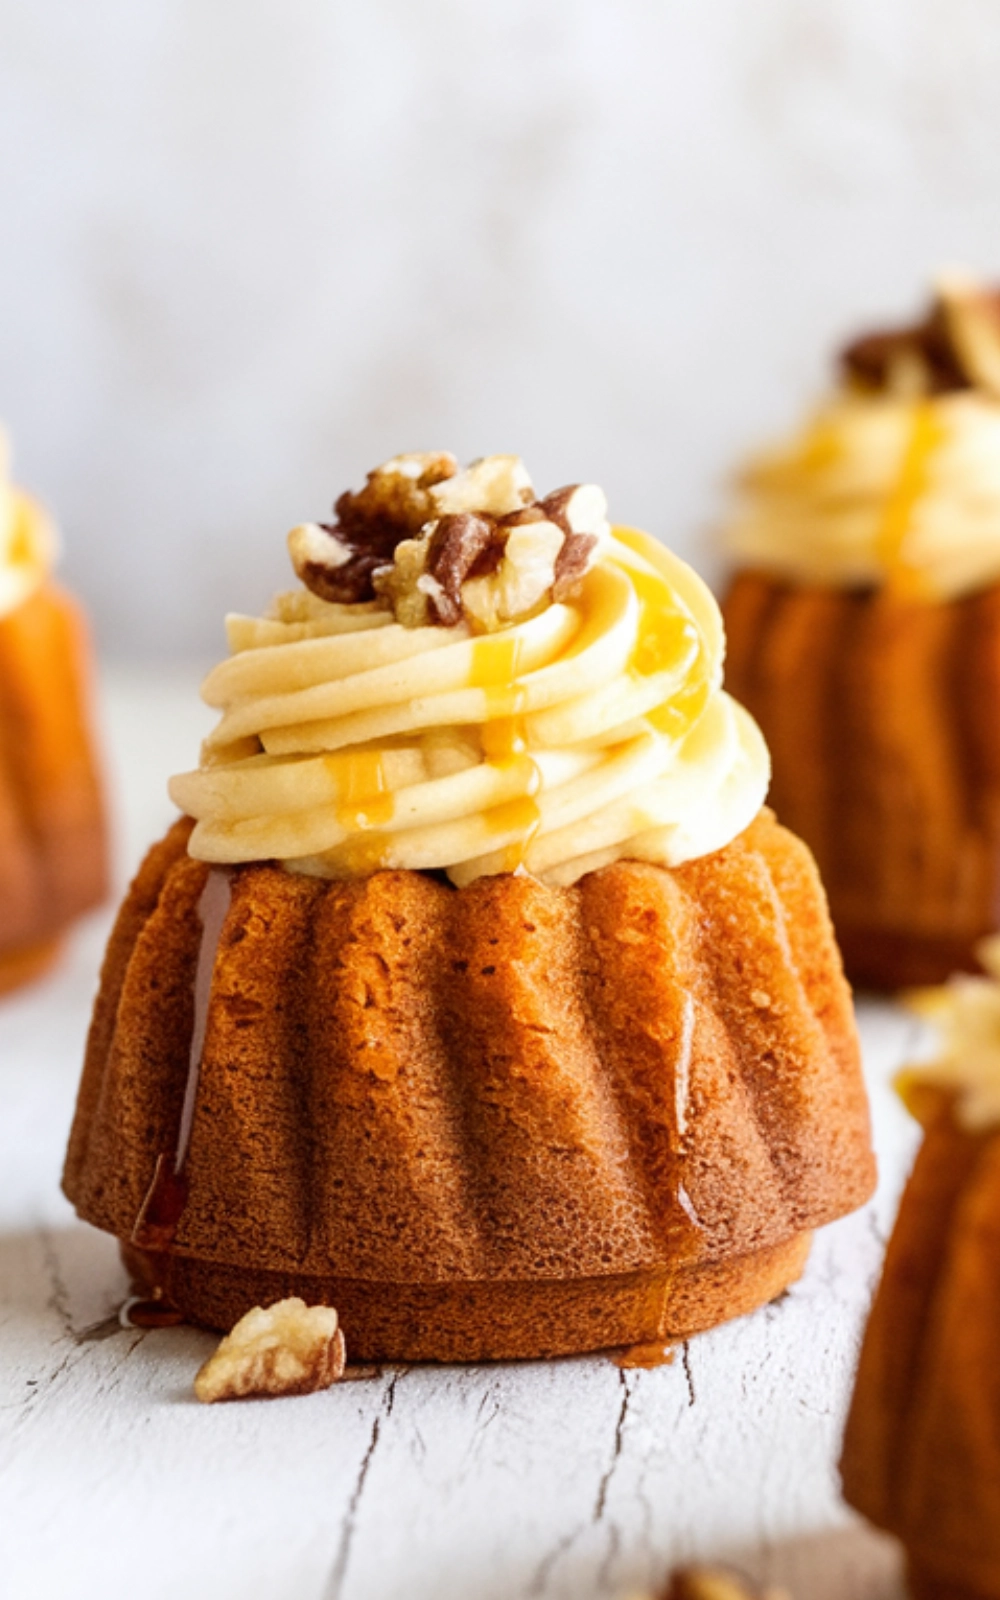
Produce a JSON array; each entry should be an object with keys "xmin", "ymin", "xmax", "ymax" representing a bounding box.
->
[{"xmin": 194, "ymin": 1298, "xmax": 346, "ymax": 1403}]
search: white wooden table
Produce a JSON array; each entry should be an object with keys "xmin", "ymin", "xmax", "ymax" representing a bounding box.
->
[{"xmin": 0, "ymin": 668, "xmax": 915, "ymax": 1600}]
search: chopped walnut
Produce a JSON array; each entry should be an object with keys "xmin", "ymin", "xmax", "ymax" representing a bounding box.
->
[
  {"xmin": 193, "ymin": 1298, "xmax": 346, "ymax": 1403},
  {"xmin": 841, "ymin": 276, "xmax": 1000, "ymax": 398},
  {"xmin": 460, "ymin": 518, "xmax": 566, "ymax": 631},
  {"xmin": 288, "ymin": 453, "xmax": 458, "ymax": 604},
  {"xmin": 938, "ymin": 273, "xmax": 1000, "ymax": 399},
  {"xmin": 292, "ymin": 453, "xmax": 610, "ymax": 628},
  {"xmin": 664, "ymin": 1566, "xmax": 792, "ymax": 1600},
  {"xmin": 539, "ymin": 485, "xmax": 609, "ymax": 599},
  {"xmin": 427, "ymin": 454, "xmax": 533, "ymax": 518}
]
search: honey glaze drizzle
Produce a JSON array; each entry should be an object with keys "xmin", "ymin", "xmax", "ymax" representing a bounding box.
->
[
  {"xmin": 330, "ymin": 749, "xmax": 394, "ymax": 832},
  {"xmin": 130, "ymin": 867, "xmax": 233, "ymax": 1256},
  {"xmin": 878, "ymin": 399, "xmax": 945, "ymax": 588},
  {"xmin": 480, "ymin": 715, "xmax": 542, "ymax": 872},
  {"xmin": 628, "ymin": 587, "xmax": 696, "ymax": 679},
  {"xmin": 469, "ymin": 632, "xmax": 525, "ymax": 692},
  {"xmin": 470, "ymin": 633, "xmax": 545, "ymax": 871},
  {"xmin": 613, "ymin": 1340, "xmax": 676, "ymax": 1370}
]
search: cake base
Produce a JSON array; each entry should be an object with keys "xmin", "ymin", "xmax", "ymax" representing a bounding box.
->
[
  {"xmin": 0, "ymin": 937, "xmax": 61, "ymax": 997},
  {"xmin": 836, "ymin": 925, "xmax": 986, "ymax": 992},
  {"xmin": 909, "ymin": 1561, "xmax": 1000, "ymax": 1600},
  {"xmin": 122, "ymin": 1231, "xmax": 812, "ymax": 1363}
]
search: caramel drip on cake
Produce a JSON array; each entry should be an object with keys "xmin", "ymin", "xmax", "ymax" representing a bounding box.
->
[
  {"xmin": 472, "ymin": 636, "xmax": 541, "ymax": 872},
  {"xmin": 332, "ymin": 751, "xmax": 394, "ymax": 832},
  {"xmin": 131, "ymin": 868, "xmax": 233, "ymax": 1254},
  {"xmin": 613, "ymin": 1340, "xmax": 676, "ymax": 1369},
  {"xmin": 877, "ymin": 400, "xmax": 946, "ymax": 594}
]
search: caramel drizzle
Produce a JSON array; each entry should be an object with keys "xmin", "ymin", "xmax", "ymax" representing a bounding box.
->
[
  {"xmin": 878, "ymin": 400, "xmax": 945, "ymax": 593},
  {"xmin": 331, "ymin": 750, "xmax": 394, "ymax": 832},
  {"xmin": 473, "ymin": 637, "xmax": 542, "ymax": 872},
  {"xmin": 131, "ymin": 868, "xmax": 233, "ymax": 1253},
  {"xmin": 613, "ymin": 1340, "xmax": 676, "ymax": 1370}
]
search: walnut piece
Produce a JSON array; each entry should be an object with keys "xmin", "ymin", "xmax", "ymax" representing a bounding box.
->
[
  {"xmin": 424, "ymin": 512, "xmax": 503, "ymax": 625},
  {"xmin": 938, "ymin": 272, "xmax": 1000, "ymax": 400},
  {"xmin": 460, "ymin": 517, "xmax": 566, "ymax": 631},
  {"xmin": 840, "ymin": 276, "xmax": 1000, "ymax": 398},
  {"xmin": 288, "ymin": 453, "xmax": 458, "ymax": 604},
  {"xmin": 427, "ymin": 454, "xmax": 533, "ymax": 518},
  {"xmin": 194, "ymin": 1298, "xmax": 346, "ymax": 1403},
  {"xmin": 413, "ymin": 479, "xmax": 609, "ymax": 630},
  {"xmin": 664, "ymin": 1567, "xmax": 792, "ymax": 1600},
  {"xmin": 292, "ymin": 453, "xmax": 610, "ymax": 628}
]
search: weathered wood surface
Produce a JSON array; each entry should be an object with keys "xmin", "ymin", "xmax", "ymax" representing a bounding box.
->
[{"xmin": 0, "ymin": 672, "xmax": 913, "ymax": 1600}]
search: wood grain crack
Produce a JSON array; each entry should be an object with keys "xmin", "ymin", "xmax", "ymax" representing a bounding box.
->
[
  {"xmin": 528, "ymin": 1368, "xmax": 638, "ymax": 1597},
  {"xmin": 682, "ymin": 1340, "xmax": 696, "ymax": 1407},
  {"xmin": 866, "ymin": 1207, "xmax": 888, "ymax": 1254},
  {"xmin": 37, "ymin": 1226, "xmax": 74, "ymax": 1341},
  {"xmin": 593, "ymin": 1368, "xmax": 632, "ymax": 1523},
  {"xmin": 324, "ymin": 1369, "xmax": 400, "ymax": 1600},
  {"xmin": 526, "ymin": 1523, "xmax": 584, "ymax": 1599}
]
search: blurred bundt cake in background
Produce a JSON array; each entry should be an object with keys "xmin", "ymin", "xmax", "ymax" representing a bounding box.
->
[
  {"xmin": 0, "ymin": 428, "xmax": 108, "ymax": 994},
  {"xmin": 723, "ymin": 276, "xmax": 1000, "ymax": 989},
  {"xmin": 841, "ymin": 941, "xmax": 1000, "ymax": 1599}
]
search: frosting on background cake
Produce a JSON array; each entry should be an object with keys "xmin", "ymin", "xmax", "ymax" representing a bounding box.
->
[
  {"xmin": 0, "ymin": 428, "xmax": 60, "ymax": 618},
  {"xmin": 726, "ymin": 275, "xmax": 1000, "ymax": 600}
]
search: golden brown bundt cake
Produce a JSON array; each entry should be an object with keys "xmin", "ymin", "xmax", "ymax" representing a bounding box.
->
[
  {"xmin": 63, "ymin": 806, "xmax": 873, "ymax": 1361},
  {"xmin": 721, "ymin": 278, "xmax": 1000, "ymax": 990},
  {"xmin": 0, "ymin": 443, "xmax": 108, "ymax": 993},
  {"xmin": 724, "ymin": 572, "xmax": 1000, "ymax": 990},
  {"xmin": 841, "ymin": 953, "xmax": 1000, "ymax": 1598},
  {"xmin": 62, "ymin": 453, "xmax": 874, "ymax": 1361},
  {"xmin": 842, "ymin": 1090, "xmax": 1000, "ymax": 1600}
]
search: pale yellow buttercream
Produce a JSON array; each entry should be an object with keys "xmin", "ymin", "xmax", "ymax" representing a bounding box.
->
[
  {"xmin": 901, "ymin": 936, "xmax": 1000, "ymax": 1131},
  {"xmin": 726, "ymin": 389, "xmax": 1000, "ymax": 601},
  {"xmin": 171, "ymin": 510, "xmax": 769, "ymax": 887},
  {"xmin": 0, "ymin": 429, "xmax": 59, "ymax": 618}
]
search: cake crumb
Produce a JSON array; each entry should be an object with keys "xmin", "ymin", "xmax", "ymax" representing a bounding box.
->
[{"xmin": 194, "ymin": 1297, "xmax": 346, "ymax": 1403}]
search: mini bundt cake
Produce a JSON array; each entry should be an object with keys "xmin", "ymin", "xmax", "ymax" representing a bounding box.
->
[
  {"xmin": 841, "ymin": 945, "xmax": 1000, "ymax": 1600},
  {"xmin": 63, "ymin": 453, "xmax": 875, "ymax": 1361},
  {"xmin": 0, "ymin": 430, "xmax": 108, "ymax": 994},
  {"xmin": 722, "ymin": 276, "xmax": 1000, "ymax": 990}
]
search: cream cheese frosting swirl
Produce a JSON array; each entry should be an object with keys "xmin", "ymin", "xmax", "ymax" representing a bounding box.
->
[
  {"xmin": 171, "ymin": 455, "xmax": 769, "ymax": 887},
  {"xmin": 725, "ymin": 276, "xmax": 1000, "ymax": 601},
  {"xmin": 0, "ymin": 428, "xmax": 59, "ymax": 618},
  {"xmin": 900, "ymin": 936, "xmax": 1000, "ymax": 1132}
]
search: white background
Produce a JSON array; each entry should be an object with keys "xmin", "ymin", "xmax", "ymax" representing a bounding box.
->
[{"xmin": 3, "ymin": 0, "xmax": 1000, "ymax": 659}]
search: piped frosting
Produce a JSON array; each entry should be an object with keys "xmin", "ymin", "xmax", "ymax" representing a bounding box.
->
[
  {"xmin": 0, "ymin": 428, "xmax": 58, "ymax": 618},
  {"xmin": 725, "ymin": 275, "xmax": 1000, "ymax": 601},
  {"xmin": 170, "ymin": 455, "xmax": 769, "ymax": 887},
  {"xmin": 900, "ymin": 935, "xmax": 1000, "ymax": 1131}
]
